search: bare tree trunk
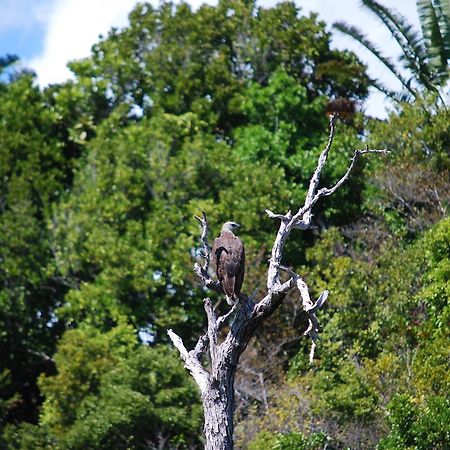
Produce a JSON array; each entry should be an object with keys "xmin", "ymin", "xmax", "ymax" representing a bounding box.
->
[
  {"xmin": 202, "ymin": 369, "xmax": 235, "ymax": 450},
  {"xmin": 200, "ymin": 297, "xmax": 255, "ymax": 449},
  {"xmin": 167, "ymin": 115, "xmax": 388, "ymax": 449}
]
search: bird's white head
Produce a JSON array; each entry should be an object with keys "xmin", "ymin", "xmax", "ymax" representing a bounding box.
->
[{"xmin": 221, "ymin": 221, "xmax": 240, "ymax": 233}]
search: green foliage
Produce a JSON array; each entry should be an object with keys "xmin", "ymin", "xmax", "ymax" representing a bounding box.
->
[
  {"xmin": 36, "ymin": 0, "xmax": 370, "ymax": 348},
  {"xmin": 68, "ymin": 0, "xmax": 368, "ymax": 129},
  {"xmin": 3, "ymin": 324, "xmax": 202, "ymax": 449},
  {"xmin": 0, "ymin": 1, "xmax": 447, "ymax": 448},
  {"xmin": 248, "ymin": 430, "xmax": 328, "ymax": 450},
  {"xmin": 232, "ymin": 67, "xmax": 328, "ymax": 179},
  {"xmin": 378, "ymin": 395, "xmax": 450, "ymax": 450},
  {"xmin": 0, "ymin": 72, "xmax": 73, "ymax": 425},
  {"xmin": 48, "ymin": 108, "xmax": 299, "ymax": 341},
  {"xmin": 284, "ymin": 217, "xmax": 450, "ymax": 448},
  {"xmin": 364, "ymin": 97, "xmax": 449, "ymax": 238},
  {"xmin": 233, "ymin": 67, "xmax": 367, "ymax": 228},
  {"xmin": 367, "ymin": 96, "xmax": 449, "ymax": 167}
]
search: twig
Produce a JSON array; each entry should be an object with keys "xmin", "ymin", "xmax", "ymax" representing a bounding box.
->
[
  {"xmin": 194, "ymin": 211, "xmax": 211, "ymax": 273},
  {"xmin": 265, "ymin": 209, "xmax": 292, "ymax": 221},
  {"xmin": 278, "ymin": 265, "xmax": 328, "ymax": 363},
  {"xmin": 302, "ymin": 113, "xmax": 338, "ymax": 226},
  {"xmin": 194, "ymin": 211, "xmax": 222, "ymax": 292},
  {"xmin": 217, "ymin": 302, "xmax": 240, "ymax": 330},
  {"xmin": 291, "ymin": 147, "xmax": 389, "ymax": 229}
]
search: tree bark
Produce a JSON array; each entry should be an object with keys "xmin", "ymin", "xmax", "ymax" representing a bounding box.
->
[{"xmin": 202, "ymin": 370, "xmax": 236, "ymax": 450}]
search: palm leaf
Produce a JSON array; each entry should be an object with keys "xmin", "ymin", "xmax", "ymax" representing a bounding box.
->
[
  {"xmin": 361, "ymin": 0, "xmax": 433, "ymax": 88},
  {"xmin": 435, "ymin": 0, "xmax": 450, "ymax": 55},
  {"xmin": 333, "ymin": 21, "xmax": 416, "ymax": 97},
  {"xmin": 368, "ymin": 77, "xmax": 409, "ymax": 103},
  {"xmin": 418, "ymin": 0, "xmax": 450, "ymax": 77},
  {"xmin": 0, "ymin": 54, "xmax": 19, "ymax": 73}
]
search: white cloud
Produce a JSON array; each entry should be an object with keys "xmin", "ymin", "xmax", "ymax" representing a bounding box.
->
[
  {"xmin": 0, "ymin": 0, "xmax": 53, "ymax": 30},
  {"xmin": 27, "ymin": 0, "xmax": 218, "ymax": 86},
  {"xmin": 28, "ymin": 0, "xmax": 140, "ymax": 86}
]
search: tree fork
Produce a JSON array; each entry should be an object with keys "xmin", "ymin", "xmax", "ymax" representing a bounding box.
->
[{"xmin": 168, "ymin": 115, "xmax": 388, "ymax": 449}]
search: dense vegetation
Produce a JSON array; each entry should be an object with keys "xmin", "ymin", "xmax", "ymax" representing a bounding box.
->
[{"xmin": 0, "ymin": 1, "xmax": 448, "ymax": 448}]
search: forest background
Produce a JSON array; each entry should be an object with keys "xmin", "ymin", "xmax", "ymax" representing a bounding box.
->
[{"xmin": 0, "ymin": 0, "xmax": 448, "ymax": 448}]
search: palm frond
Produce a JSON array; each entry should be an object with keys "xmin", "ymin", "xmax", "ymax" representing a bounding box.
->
[
  {"xmin": 418, "ymin": 0, "xmax": 445, "ymax": 64},
  {"xmin": 0, "ymin": 54, "xmax": 19, "ymax": 73},
  {"xmin": 8, "ymin": 68, "xmax": 36, "ymax": 83},
  {"xmin": 361, "ymin": 0, "xmax": 432, "ymax": 86},
  {"xmin": 434, "ymin": 0, "xmax": 450, "ymax": 56},
  {"xmin": 333, "ymin": 21, "xmax": 417, "ymax": 97},
  {"xmin": 368, "ymin": 77, "xmax": 407, "ymax": 103},
  {"xmin": 418, "ymin": 0, "xmax": 450, "ymax": 77}
]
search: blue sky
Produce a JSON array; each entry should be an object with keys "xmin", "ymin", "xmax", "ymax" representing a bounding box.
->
[
  {"xmin": 0, "ymin": 0, "xmax": 422, "ymax": 117},
  {"xmin": 0, "ymin": 0, "xmax": 50, "ymax": 60}
]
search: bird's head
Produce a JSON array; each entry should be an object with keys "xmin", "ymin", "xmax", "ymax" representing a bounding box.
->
[{"xmin": 221, "ymin": 221, "xmax": 240, "ymax": 233}]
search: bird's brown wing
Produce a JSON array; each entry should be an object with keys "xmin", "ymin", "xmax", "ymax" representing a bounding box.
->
[
  {"xmin": 212, "ymin": 233, "xmax": 245, "ymax": 300},
  {"xmin": 212, "ymin": 237, "xmax": 226, "ymax": 279},
  {"xmin": 223, "ymin": 235, "xmax": 244, "ymax": 300},
  {"xmin": 233, "ymin": 237, "xmax": 245, "ymax": 297},
  {"xmin": 222, "ymin": 259, "xmax": 238, "ymax": 299}
]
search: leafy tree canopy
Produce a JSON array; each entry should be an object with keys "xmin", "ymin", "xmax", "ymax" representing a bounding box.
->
[{"xmin": 0, "ymin": 1, "xmax": 447, "ymax": 448}]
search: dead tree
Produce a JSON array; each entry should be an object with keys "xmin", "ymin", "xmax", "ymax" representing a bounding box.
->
[{"xmin": 168, "ymin": 115, "xmax": 387, "ymax": 450}]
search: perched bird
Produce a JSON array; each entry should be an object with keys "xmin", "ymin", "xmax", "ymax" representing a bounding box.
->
[{"xmin": 212, "ymin": 221, "xmax": 245, "ymax": 305}]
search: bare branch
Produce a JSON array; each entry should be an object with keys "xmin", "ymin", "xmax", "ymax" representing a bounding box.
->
[
  {"xmin": 291, "ymin": 147, "xmax": 389, "ymax": 227},
  {"xmin": 266, "ymin": 116, "xmax": 339, "ymax": 288},
  {"xmin": 302, "ymin": 113, "xmax": 338, "ymax": 226},
  {"xmin": 263, "ymin": 118, "xmax": 388, "ymax": 360},
  {"xmin": 28, "ymin": 349, "xmax": 54, "ymax": 364},
  {"xmin": 194, "ymin": 211, "xmax": 222, "ymax": 293},
  {"xmin": 295, "ymin": 278, "xmax": 329, "ymax": 363},
  {"xmin": 193, "ymin": 264, "xmax": 222, "ymax": 292},
  {"xmin": 267, "ymin": 135, "xmax": 387, "ymax": 290},
  {"xmin": 308, "ymin": 323, "xmax": 318, "ymax": 363},
  {"xmin": 191, "ymin": 333, "xmax": 209, "ymax": 360},
  {"xmin": 266, "ymin": 221, "xmax": 290, "ymax": 290},
  {"xmin": 433, "ymin": 186, "xmax": 446, "ymax": 215},
  {"xmin": 194, "ymin": 211, "xmax": 211, "ymax": 272},
  {"xmin": 167, "ymin": 329, "xmax": 209, "ymax": 393},
  {"xmin": 277, "ymin": 263, "xmax": 299, "ymax": 279},
  {"xmin": 296, "ymin": 278, "xmax": 313, "ymax": 309},
  {"xmin": 303, "ymin": 289, "xmax": 327, "ymax": 364},
  {"xmin": 265, "ymin": 209, "xmax": 291, "ymax": 221},
  {"xmin": 311, "ymin": 290, "xmax": 329, "ymax": 312},
  {"xmin": 204, "ymin": 298, "xmax": 219, "ymax": 367},
  {"xmin": 254, "ymin": 277, "xmax": 296, "ymax": 319},
  {"xmin": 316, "ymin": 148, "xmax": 388, "ymax": 198},
  {"xmin": 275, "ymin": 266, "xmax": 328, "ymax": 363},
  {"xmin": 217, "ymin": 302, "xmax": 240, "ymax": 330}
]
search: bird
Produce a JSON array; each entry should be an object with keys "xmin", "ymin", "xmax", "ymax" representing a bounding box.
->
[{"xmin": 211, "ymin": 221, "xmax": 245, "ymax": 305}]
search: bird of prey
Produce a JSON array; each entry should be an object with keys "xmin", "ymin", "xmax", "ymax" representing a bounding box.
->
[{"xmin": 212, "ymin": 221, "xmax": 245, "ymax": 305}]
